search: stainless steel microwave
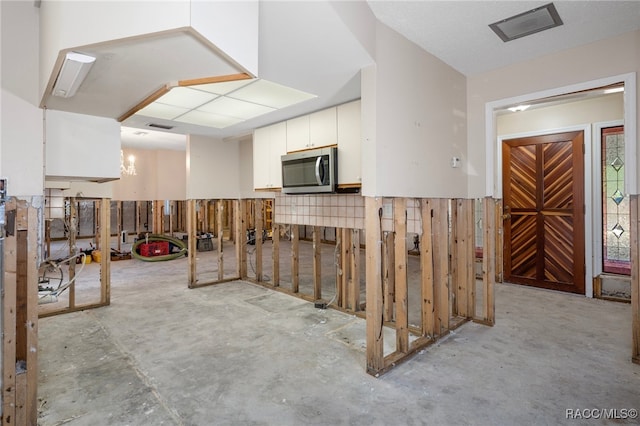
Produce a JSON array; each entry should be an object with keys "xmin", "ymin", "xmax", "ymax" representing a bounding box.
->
[{"xmin": 281, "ymin": 147, "xmax": 337, "ymax": 194}]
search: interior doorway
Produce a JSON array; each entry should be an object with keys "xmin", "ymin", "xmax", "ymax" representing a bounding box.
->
[{"xmin": 502, "ymin": 131, "xmax": 585, "ymax": 294}]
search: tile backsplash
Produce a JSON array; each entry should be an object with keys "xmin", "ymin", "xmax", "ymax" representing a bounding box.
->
[{"xmin": 274, "ymin": 194, "xmax": 365, "ymax": 229}]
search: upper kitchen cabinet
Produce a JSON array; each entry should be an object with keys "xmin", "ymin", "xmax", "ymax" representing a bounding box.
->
[
  {"xmin": 337, "ymin": 100, "xmax": 361, "ymax": 186},
  {"xmin": 253, "ymin": 121, "xmax": 287, "ymax": 190},
  {"xmin": 309, "ymin": 107, "xmax": 337, "ymax": 148},
  {"xmin": 286, "ymin": 107, "xmax": 338, "ymax": 152},
  {"xmin": 285, "ymin": 115, "xmax": 310, "ymax": 152}
]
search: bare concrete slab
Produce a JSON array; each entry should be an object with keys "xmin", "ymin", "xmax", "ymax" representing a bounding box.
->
[{"xmin": 38, "ymin": 265, "xmax": 640, "ymax": 425}]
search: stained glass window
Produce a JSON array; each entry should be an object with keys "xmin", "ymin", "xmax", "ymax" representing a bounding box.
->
[{"xmin": 601, "ymin": 126, "xmax": 630, "ymax": 275}]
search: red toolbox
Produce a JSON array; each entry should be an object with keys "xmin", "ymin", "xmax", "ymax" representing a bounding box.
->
[{"xmin": 139, "ymin": 241, "xmax": 169, "ymax": 257}]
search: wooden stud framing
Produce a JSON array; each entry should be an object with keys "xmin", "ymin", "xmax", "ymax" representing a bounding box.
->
[
  {"xmin": 291, "ymin": 224, "xmax": 299, "ymax": 293},
  {"xmin": 421, "ymin": 199, "xmax": 435, "ymax": 337},
  {"xmin": 68, "ymin": 198, "xmax": 78, "ymax": 309},
  {"xmin": 340, "ymin": 229, "xmax": 351, "ymax": 309},
  {"xmin": 217, "ymin": 200, "xmax": 224, "ymax": 282},
  {"xmin": 272, "ymin": 223, "xmax": 280, "ymax": 287},
  {"xmin": 116, "ymin": 201, "xmax": 122, "ymax": 252},
  {"xmin": 135, "ymin": 201, "xmax": 142, "ymax": 235},
  {"xmin": 236, "ymin": 200, "xmax": 247, "ymax": 279},
  {"xmin": 336, "ymin": 229, "xmax": 344, "ymax": 306},
  {"xmin": 482, "ymin": 197, "xmax": 496, "ymax": 325},
  {"xmin": 99, "ymin": 198, "xmax": 111, "ymax": 305},
  {"xmin": 465, "ymin": 199, "xmax": 476, "ymax": 318},
  {"xmin": 383, "ymin": 230, "xmax": 395, "ymax": 322},
  {"xmin": 187, "ymin": 199, "xmax": 197, "ymax": 288},
  {"xmin": 313, "ymin": 226, "xmax": 322, "ymax": 301},
  {"xmin": 450, "ymin": 200, "xmax": 459, "ymax": 317},
  {"xmin": 631, "ymin": 195, "xmax": 640, "ymax": 364},
  {"xmin": 153, "ymin": 200, "xmax": 164, "ymax": 234},
  {"xmin": 3, "ymin": 199, "xmax": 39, "ymax": 425},
  {"xmin": 433, "ymin": 199, "xmax": 450, "ymax": 337},
  {"xmin": 394, "ymin": 198, "xmax": 409, "ymax": 354},
  {"xmin": 365, "ymin": 197, "xmax": 384, "ymax": 376},
  {"xmin": 255, "ymin": 199, "xmax": 264, "ymax": 282},
  {"xmin": 350, "ymin": 229, "xmax": 361, "ymax": 311},
  {"xmin": 495, "ymin": 199, "xmax": 504, "ymax": 283}
]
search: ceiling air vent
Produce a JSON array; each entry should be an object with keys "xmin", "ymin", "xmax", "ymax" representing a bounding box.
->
[
  {"xmin": 147, "ymin": 123, "xmax": 174, "ymax": 130},
  {"xmin": 489, "ymin": 2, "xmax": 563, "ymax": 42}
]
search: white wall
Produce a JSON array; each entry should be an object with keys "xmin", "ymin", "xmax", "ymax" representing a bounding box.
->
[
  {"xmin": 39, "ymin": 0, "xmax": 190, "ymax": 95},
  {"xmin": 468, "ymin": 30, "xmax": 640, "ymax": 198},
  {"xmin": 186, "ymin": 135, "xmax": 240, "ymax": 199},
  {"xmin": 45, "ymin": 110, "xmax": 120, "ymax": 181},
  {"xmin": 191, "ymin": 1, "xmax": 259, "ymax": 76},
  {"xmin": 364, "ymin": 23, "xmax": 467, "ymax": 198},
  {"xmin": 238, "ymin": 137, "xmax": 256, "ymax": 199},
  {"xmin": 1, "ymin": 0, "xmax": 43, "ymax": 197}
]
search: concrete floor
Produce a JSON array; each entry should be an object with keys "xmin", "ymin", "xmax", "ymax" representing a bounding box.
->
[{"xmin": 37, "ymin": 242, "xmax": 640, "ymax": 425}]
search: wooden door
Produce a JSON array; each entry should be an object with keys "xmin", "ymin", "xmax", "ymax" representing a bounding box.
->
[{"xmin": 502, "ymin": 131, "xmax": 585, "ymax": 294}]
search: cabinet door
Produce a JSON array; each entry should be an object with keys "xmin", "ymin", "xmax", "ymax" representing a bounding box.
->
[
  {"xmin": 253, "ymin": 126, "xmax": 272, "ymax": 189},
  {"xmin": 269, "ymin": 121, "xmax": 287, "ymax": 188},
  {"xmin": 286, "ymin": 115, "xmax": 310, "ymax": 152},
  {"xmin": 309, "ymin": 107, "xmax": 337, "ymax": 148},
  {"xmin": 337, "ymin": 100, "xmax": 361, "ymax": 186}
]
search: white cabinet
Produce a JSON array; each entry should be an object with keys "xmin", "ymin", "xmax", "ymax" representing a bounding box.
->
[
  {"xmin": 253, "ymin": 121, "xmax": 287, "ymax": 190},
  {"xmin": 286, "ymin": 107, "xmax": 338, "ymax": 152},
  {"xmin": 337, "ymin": 100, "xmax": 361, "ymax": 186},
  {"xmin": 285, "ymin": 115, "xmax": 309, "ymax": 152},
  {"xmin": 310, "ymin": 107, "xmax": 337, "ymax": 148}
]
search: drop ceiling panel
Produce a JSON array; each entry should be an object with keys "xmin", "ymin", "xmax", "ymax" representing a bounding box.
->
[
  {"xmin": 175, "ymin": 110, "xmax": 244, "ymax": 128},
  {"xmin": 138, "ymin": 103, "xmax": 190, "ymax": 120},
  {"xmin": 157, "ymin": 87, "xmax": 218, "ymax": 109},
  {"xmin": 198, "ymin": 97, "xmax": 276, "ymax": 120}
]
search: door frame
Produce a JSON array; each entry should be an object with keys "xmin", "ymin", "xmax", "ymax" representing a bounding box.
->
[
  {"xmin": 498, "ymin": 126, "xmax": 592, "ymax": 295},
  {"xmin": 485, "ymin": 72, "xmax": 637, "ymax": 298}
]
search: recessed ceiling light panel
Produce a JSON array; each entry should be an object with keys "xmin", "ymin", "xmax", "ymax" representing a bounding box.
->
[
  {"xmin": 229, "ymin": 79, "xmax": 316, "ymax": 109},
  {"xmin": 195, "ymin": 79, "xmax": 254, "ymax": 95},
  {"xmin": 138, "ymin": 103, "xmax": 190, "ymax": 120},
  {"xmin": 198, "ymin": 97, "xmax": 276, "ymax": 120},
  {"xmin": 489, "ymin": 3, "xmax": 563, "ymax": 42},
  {"xmin": 157, "ymin": 87, "xmax": 218, "ymax": 109},
  {"xmin": 175, "ymin": 110, "xmax": 243, "ymax": 128}
]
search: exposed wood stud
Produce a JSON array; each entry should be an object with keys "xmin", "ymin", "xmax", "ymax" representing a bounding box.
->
[
  {"xmin": 255, "ymin": 199, "xmax": 263, "ymax": 281},
  {"xmin": 421, "ymin": 199, "xmax": 435, "ymax": 337},
  {"xmin": 433, "ymin": 199, "xmax": 450, "ymax": 336},
  {"xmin": 340, "ymin": 229, "xmax": 351, "ymax": 309},
  {"xmin": 365, "ymin": 197, "xmax": 384, "ymax": 376},
  {"xmin": 350, "ymin": 229, "xmax": 361, "ymax": 311},
  {"xmin": 336, "ymin": 229, "xmax": 343, "ymax": 305},
  {"xmin": 394, "ymin": 198, "xmax": 409, "ymax": 354},
  {"xmin": 187, "ymin": 199, "xmax": 197, "ymax": 287},
  {"xmin": 450, "ymin": 199, "xmax": 459, "ymax": 317},
  {"xmin": 236, "ymin": 200, "xmax": 245, "ymax": 279},
  {"xmin": 383, "ymin": 230, "xmax": 395, "ymax": 322},
  {"xmin": 483, "ymin": 197, "xmax": 496, "ymax": 325},
  {"xmin": 313, "ymin": 226, "xmax": 322, "ymax": 301},
  {"xmin": 68, "ymin": 198, "xmax": 77, "ymax": 309},
  {"xmin": 291, "ymin": 225, "xmax": 299, "ymax": 293},
  {"xmin": 217, "ymin": 200, "xmax": 224, "ymax": 282},
  {"xmin": 272, "ymin": 223, "xmax": 280, "ymax": 287},
  {"xmin": 116, "ymin": 201, "xmax": 122, "ymax": 252},
  {"xmin": 100, "ymin": 198, "xmax": 111, "ymax": 305},
  {"xmin": 465, "ymin": 199, "xmax": 476, "ymax": 318}
]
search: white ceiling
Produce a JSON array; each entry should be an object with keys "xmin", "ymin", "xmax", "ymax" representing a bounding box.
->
[
  {"xmin": 368, "ymin": 1, "xmax": 640, "ymax": 76},
  {"xmin": 41, "ymin": 1, "xmax": 640, "ymax": 150}
]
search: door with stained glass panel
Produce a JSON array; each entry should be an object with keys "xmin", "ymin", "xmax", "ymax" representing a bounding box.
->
[{"xmin": 601, "ymin": 126, "xmax": 630, "ymax": 276}]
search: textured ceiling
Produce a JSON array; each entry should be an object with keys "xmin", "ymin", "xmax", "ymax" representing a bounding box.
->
[{"xmin": 368, "ymin": 0, "xmax": 640, "ymax": 76}]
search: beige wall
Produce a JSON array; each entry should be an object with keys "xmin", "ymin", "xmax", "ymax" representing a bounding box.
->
[
  {"xmin": 186, "ymin": 135, "xmax": 241, "ymax": 200},
  {"xmin": 111, "ymin": 148, "xmax": 186, "ymax": 201},
  {"xmin": 497, "ymin": 92, "xmax": 624, "ymax": 136},
  {"xmin": 363, "ymin": 22, "xmax": 467, "ymax": 198},
  {"xmin": 468, "ymin": 30, "xmax": 640, "ymax": 198}
]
